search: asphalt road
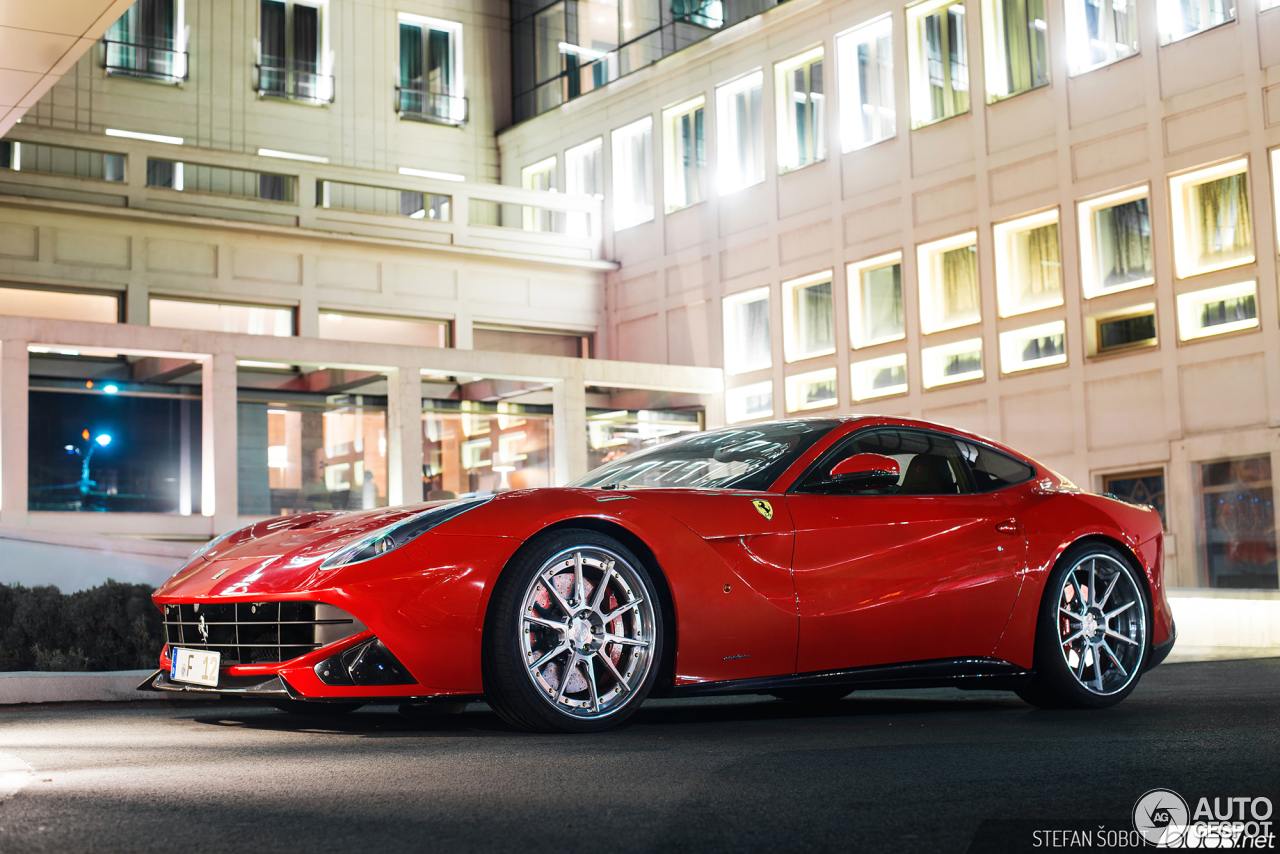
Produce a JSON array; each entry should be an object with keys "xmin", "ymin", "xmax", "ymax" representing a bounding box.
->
[{"xmin": 0, "ymin": 658, "xmax": 1277, "ymax": 854}]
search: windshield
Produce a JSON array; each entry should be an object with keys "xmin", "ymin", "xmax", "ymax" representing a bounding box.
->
[{"xmin": 570, "ymin": 420, "xmax": 840, "ymax": 491}]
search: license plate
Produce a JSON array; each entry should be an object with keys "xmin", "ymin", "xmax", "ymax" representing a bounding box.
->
[{"xmin": 170, "ymin": 648, "xmax": 220, "ymax": 687}]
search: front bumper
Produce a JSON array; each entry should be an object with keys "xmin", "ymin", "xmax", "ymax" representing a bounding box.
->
[{"xmin": 139, "ymin": 669, "xmax": 294, "ymax": 698}]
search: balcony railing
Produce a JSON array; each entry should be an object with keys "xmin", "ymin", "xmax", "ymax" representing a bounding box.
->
[
  {"xmin": 255, "ymin": 61, "xmax": 334, "ymax": 104},
  {"xmin": 104, "ymin": 38, "xmax": 189, "ymax": 83},
  {"xmin": 396, "ymin": 87, "xmax": 468, "ymax": 126}
]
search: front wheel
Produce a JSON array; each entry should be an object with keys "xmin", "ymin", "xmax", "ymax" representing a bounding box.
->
[
  {"xmin": 483, "ymin": 529, "xmax": 663, "ymax": 733},
  {"xmin": 1018, "ymin": 542, "xmax": 1149, "ymax": 709}
]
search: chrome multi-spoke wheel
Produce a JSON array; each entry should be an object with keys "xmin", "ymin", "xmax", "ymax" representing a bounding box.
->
[
  {"xmin": 518, "ymin": 546, "xmax": 656, "ymax": 719},
  {"xmin": 484, "ymin": 530, "xmax": 663, "ymax": 732},
  {"xmin": 1019, "ymin": 542, "xmax": 1150, "ymax": 709},
  {"xmin": 1055, "ymin": 553, "xmax": 1147, "ymax": 696}
]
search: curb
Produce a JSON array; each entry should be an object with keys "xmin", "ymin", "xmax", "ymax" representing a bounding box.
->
[{"xmin": 0, "ymin": 671, "xmax": 166, "ymax": 704}]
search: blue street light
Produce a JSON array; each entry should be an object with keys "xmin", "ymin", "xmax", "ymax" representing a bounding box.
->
[
  {"xmin": 95, "ymin": 434, "xmax": 112, "ymax": 447},
  {"xmin": 103, "ymin": 384, "xmax": 119, "ymax": 394}
]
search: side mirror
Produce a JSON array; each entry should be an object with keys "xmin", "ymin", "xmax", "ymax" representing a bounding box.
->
[{"xmin": 827, "ymin": 453, "xmax": 900, "ymax": 489}]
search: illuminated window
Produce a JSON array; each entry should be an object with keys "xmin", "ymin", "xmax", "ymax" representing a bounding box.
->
[
  {"xmin": 852, "ymin": 352, "xmax": 908, "ymax": 400},
  {"xmin": 611, "ymin": 117, "xmax": 654, "ymax": 230},
  {"xmin": 565, "ymin": 138, "xmax": 603, "ymax": 237},
  {"xmin": 0, "ymin": 286, "xmax": 118, "ymax": 323},
  {"xmin": 521, "ymin": 155, "xmax": 558, "ymax": 232},
  {"xmin": 918, "ymin": 232, "xmax": 980, "ymax": 333},
  {"xmin": 396, "ymin": 14, "xmax": 465, "ymax": 125},
  {"xmin": 982, "ymin": 0, "xmax": 1049, "ymax": 101},
  {"xmin": 1170, "ymin": 160, "xmax": 1252, "ymax": 278},
  {"xmin": 1065, "ymin": 0, "xmax": 1138, "ymax": 75},
  {"xmin": 922, "ymin": 338, "xmax": 983, "ymax": 387},
  {"xmin": 1158, "ymin": 0, "xmax": 1235, "ymax": 45},
  {"xmin": 907, "ymin": 0, "xmax": 970, "ymax": 127},
  {"xmin": 838, "ymin": 17, "xmax": 896, "ymax": 152},
  {"xmin": 722, "ymin": 287, "xmax": 771, "ymax": 375},
  {"xmin": 776, "ymin": 48, "xmax": 826, "ymax": 172},
  {"xmin": 994, "ymin": 210, "xmax": 1062, "ymax": 317},
  {"xmin": 1086, "ymin": 303, "xmax": 1157, "ymax": 356},
  {"xmin": 783, "ymin": 272, "xmax": 835, "ymax": 362},
  {"xmin": 848, "ymin": 253, "xmax": 904, "ymax": 348},
  {"xmin": 716, "ymin": 70, "xmax": 764, "ymax": 195},
  {"xmin": 318, "ymin": 312, "xmax": 449, "ymax": 348},
  {"xmin": 1079, "ymin": 186, "xmax": 1153, "ymax": 298},
  {"xmin": 1176, "ymin": 281, "xmax": 1258, "ymax": 340},
  {"xmin": 150, "ymin": 298, "xmax": 294, "ymax": 336},
  {"xmin": 663, "ymin": 96, "xmax": 707, "ymax": 212},
  {"xmin": 999, "ymin": 320, "xmax": 1066, "ymax": 373},
  {"xmin": 726, "ymin": 381, "xmax": 774, "ymax": 423},
  {"xmin": 786, "ymin": 368, "xmax": 838, "ymax": 412}
]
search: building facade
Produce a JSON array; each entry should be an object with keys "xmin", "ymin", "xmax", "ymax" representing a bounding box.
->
[
  {"xmin": 498, "ymin": 0, "xmax": 1280, "ymax": 591},
  {"xmin": 0, "ymin": 0, "xmax": 720, "ymax": 545}
]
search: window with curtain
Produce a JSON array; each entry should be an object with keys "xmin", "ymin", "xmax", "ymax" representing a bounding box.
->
[
  {"xmin": 716, "ymin": 71, "xmax": 764, "ymax": 195},
  {"xmin": 908, "ymin": 0, "xmax": 969, "ymax": 127},
  {"xmin": 786, "ymin": 369, "xmax": 838, "ymax": 412},
  {"xmin": 1065, "ymin": 0, "xmax": 1138, "ymax": 75},
  {"xmin": 919, "ymin": 233, "xmax": 979, "ymax": 333},
  {"xmin": 999, "ymin": 320, "xmax": 1066, "ymax": 372},
  {"xmin": 776, "ymin": 49, "xmax": 826, "ymax": 172},
  {"xmin": 1171, "ymin": 162, "xmax": 1253, "ymax": 277},
  {"xmin": 1176, "ymin": 281, "xmax": 1259, "ymax": 340},
  {"xmin": 995, "ymin": 211, "xmax": 1062, "ymax": 316},
  {"xmin": 258, "ymin": 0, "xmax": 328, "ymax": 103},
  {"xmin": 611, "ymin": 117, "xmax": 654, "ymax": 229},
  {"xmin": 852, "ymin": 353, "xmax": 909, "ymax": 400},
  {"xmin": 922, "ymin": 339, "xmax": 983, "ymax": 387},
  {"xmin": 1086, "ymin": 194, "xmax": 1152, "ymax": 294},
  {"xmin": 784, "ymin": 275, "xmax": 835, "ymax": 361},
  {"xmin": 723, "ymin": 288, "xmax": 772, "ymax": 374},
  {"xmin": 398, "ymin": 16, "xmax": 463, "ymax": 124},
  {"xmin": 1158, "ymin": 0, "xmax": 1235, "ymax": 44},
  {"xmin": 105, "ymin": 0, "xmax": 185, "ymax": 81},
  {"xmin": 664, "ymin": 98, "xmax": 707, "ymax": 212},
  {"xmin": 983, "ymin": 0, "xmax": 1049, "ymax": 101},
  {"xmin": 838, "ymin": 17, "xmax": 896, "ymax": 152},
  {"xmin": 848, "ymin": 254, "xmax": 904, "ymax": 348}
]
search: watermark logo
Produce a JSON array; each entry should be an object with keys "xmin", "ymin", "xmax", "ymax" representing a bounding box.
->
[
  {"xmin": 1132, "ymin": 789, "xmax": 1275, "ymax": 848},
  {"xmin": 1134, "ymin": 789, "xmax": 1189, "ymax": 847}
]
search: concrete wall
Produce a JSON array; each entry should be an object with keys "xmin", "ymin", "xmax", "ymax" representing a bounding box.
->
[{"xmin": 496, "ymin": 0, "xmax": 1280, "ymax": 589}]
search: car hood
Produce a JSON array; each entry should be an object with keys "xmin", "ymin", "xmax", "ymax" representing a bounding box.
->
[{"xmin": 155, "ymin": 502, "xmax": 454, "ymax": 599}]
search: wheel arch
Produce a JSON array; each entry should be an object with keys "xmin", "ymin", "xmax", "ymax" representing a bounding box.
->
[{"xmin": 479, "ymin": 516, "xmax": 680, "ymax": 698}]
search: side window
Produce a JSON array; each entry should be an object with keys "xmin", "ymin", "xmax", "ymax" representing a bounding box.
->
[
  {"xmin": 953, "ymin": 439, "xmax": 1035, "ymax": 492},
  {"xmin": 796, "ymin": 428, "xmax": 974, "ymax": 495}
]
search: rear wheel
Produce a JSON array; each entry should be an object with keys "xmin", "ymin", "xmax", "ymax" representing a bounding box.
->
[
  {"xmin": 483, "ymin": 529, "xmax": 663, "ymax": 733},
  {"xmin": 1017, "ymin": 542, "xmax": 1149, "ymax": 709},
  {"xmin": 269, "ymin": 699, "xmax": 365, "ymax": 715}
]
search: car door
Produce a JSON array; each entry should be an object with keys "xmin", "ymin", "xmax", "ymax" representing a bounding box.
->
[{"xmin": 785, "ymin": 427, "xmax": 1026, "ymax": 674}]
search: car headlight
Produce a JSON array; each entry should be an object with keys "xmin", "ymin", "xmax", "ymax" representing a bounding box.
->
[
  {"xmin": 320, "ymin": 497, "xmax": 492, "ymax": 570},
  {"xmin": 169, "ymin": 527, "xmax": 242, "ymax": 578}
]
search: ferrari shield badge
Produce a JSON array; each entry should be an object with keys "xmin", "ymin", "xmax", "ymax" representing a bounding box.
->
[{"xmin": 751, "ymin": 499, "xmax": 774, "ymax": 521}]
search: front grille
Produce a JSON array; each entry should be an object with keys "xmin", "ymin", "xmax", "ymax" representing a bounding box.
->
[{"xmin": 163, "ymin": 602, "xmax": 360, "ymax": 665}]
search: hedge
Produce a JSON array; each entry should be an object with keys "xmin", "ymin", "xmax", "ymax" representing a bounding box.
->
[{"xmin": 0, "ymin": 580, "xmax": 164, "ymax": 671}]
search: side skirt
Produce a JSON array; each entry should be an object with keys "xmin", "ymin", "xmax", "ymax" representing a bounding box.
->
[{"xmin": 670, "ymin": 657, "xmax": 1034, "ymax": 698}]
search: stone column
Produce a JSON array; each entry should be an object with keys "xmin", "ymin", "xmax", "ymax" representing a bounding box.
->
[
  {"xmin": 201, "ymin": 351, "xmax": 238, "ymax": 533},
  {"xmin": 0, "ymin": 339, "xmax": 29, "ymax": 527},
  {"xmin": 386, "ymin": 366, "xmax": 424, "ymax": 506},
  {"xmin": 552, "ymin": 362, "xmax": 588, "ymax": 486}
]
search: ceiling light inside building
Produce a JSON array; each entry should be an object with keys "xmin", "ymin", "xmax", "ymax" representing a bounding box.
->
[
  {"xmin": 258, "ymin": 149, "xmax": 329, "ymax": 163},
  {"xmin": 398, "ymin": 167, "xmax": 466, "ymax": 182},
  {"xmin": 105, "ymin": 129, "xmax": 184, "ymax": 145}
]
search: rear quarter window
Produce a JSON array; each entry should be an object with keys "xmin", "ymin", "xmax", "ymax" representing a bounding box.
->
[{"xmin": 955, "ymin": 439, "xmax": 1035, "ymax": 492}]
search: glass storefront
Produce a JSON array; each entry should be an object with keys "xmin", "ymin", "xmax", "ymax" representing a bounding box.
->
[
  {"xmin": 423, "ymin": 401, "xmax": 554, "ymax": 498},
  {"xmin": 28, "ymin": 370, "xmax": 202, "ymax": 514},
  {"xmin": 238, "ymin": 390, "xmax": 389, "ymax": 516},
  {"xmin": 1199, "ymin": 455, "xmax": 1277, "ymax": 589},
  {"xmin": 587, "ymin": 408, "xmax": 702, "ymax": 470}
]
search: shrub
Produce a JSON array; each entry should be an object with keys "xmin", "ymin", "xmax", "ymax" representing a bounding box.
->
[{"xmin": 0, "ymin": 580, "xmax": 164, "ymax": 671}]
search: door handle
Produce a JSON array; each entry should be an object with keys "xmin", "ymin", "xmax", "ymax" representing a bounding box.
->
[{"xmin": 995, "ymin": 519, "xmax": 1021, "ymax": 535}]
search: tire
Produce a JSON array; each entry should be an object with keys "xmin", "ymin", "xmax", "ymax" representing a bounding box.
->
[
  {"xmin": 269, "ymin": 699, "xmax": 365, "ymax": 715},
  {"xmin": 482, "ymin": 529, "xmax": 663, "ymax": 733},
  {"xmin": 771, "ymin": 688, "xmax": 850, "ymax": 703},
  {"xmin": 1017, "ymin": 541, "xmax": 1150, "ymax": 710}
]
